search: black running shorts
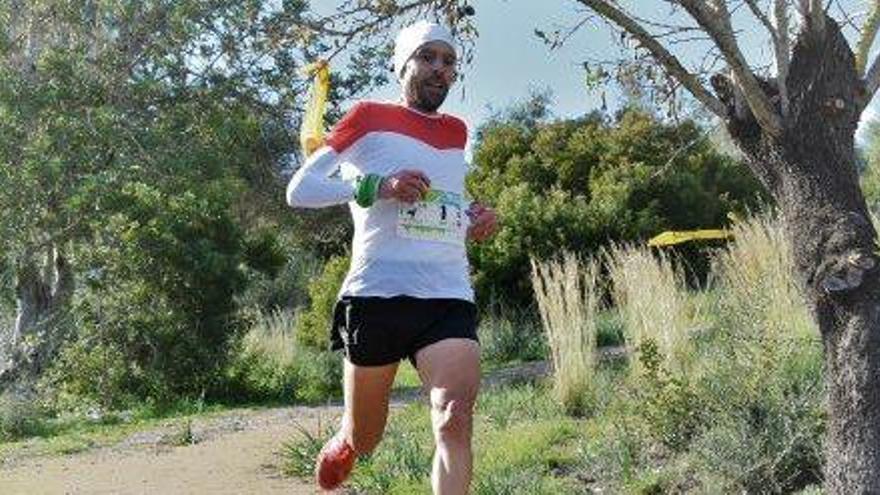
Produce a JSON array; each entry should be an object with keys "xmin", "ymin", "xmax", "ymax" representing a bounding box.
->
[{"xmin": 330, "ymin": 296, "xmax": 479, "ymax": 367}]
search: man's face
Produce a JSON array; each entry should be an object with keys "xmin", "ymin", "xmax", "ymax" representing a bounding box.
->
[{"xmin": 401, "ymin": 41, "xmax": 457, "ymax": 113}]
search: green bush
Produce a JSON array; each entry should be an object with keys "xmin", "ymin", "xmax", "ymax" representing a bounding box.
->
[
  {"xmin": 41, "ymin": 184, "xmax": 247, "ymax": 409},
  {"xmin": 605, "ymin": 214, "xmax": 823, "ymax": 492},
  {"xmin": 294, "ymin": 254, "xmax": 350, "ymax": 350},
  {"xmin": 223, "ymin": 309, "xmax": 342, "ymax": 404},
  {"xmin": 634, "ymin": 339, "xmax": 704, "ymax": 452},
  {"xmin": 467, "ymin": 102, "xmax": 765, "ymax": 306},
  {"xmin": 0, "ymin": 392, "xmax": 46, "ymax": 442},
  {"xmin": 236, "ymin": 234, "xmax": 321, "ymax": 313},
  {"xmin": 477, "ymin": 307, "xmax": 547, "ymax": 365}
]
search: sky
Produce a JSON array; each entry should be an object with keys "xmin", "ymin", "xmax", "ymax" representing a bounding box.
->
[{"xmin": 310, "ymin": 0, "xmax": 880, "ymax": 143}]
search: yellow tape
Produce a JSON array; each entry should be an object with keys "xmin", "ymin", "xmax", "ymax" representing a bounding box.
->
[
  {"xmin": 648, "ymin": 229, "xmax": 733, "ymax": 247},
  {"xmin": 299, "ymin": 60, "xmax": 330, "ymax": 157}
]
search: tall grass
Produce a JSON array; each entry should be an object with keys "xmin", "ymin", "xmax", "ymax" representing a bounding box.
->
[
  {"xmin": 605, "ymin": 244, "xmax": 697, "ymax": 373},
  {"xmin": 225, "ymin": 309, "xmax": 342, "ymax": 403},
  {"xmin": 711, "ymin": 213, "xmax": 815, "ymax": 343},
  {"xmin": 241, "ymin": 309, "xmax": 298, "ymax": 365},
  {"xmin": 530, "ymin": 253, "xmax": 600, "ymax": 415}
]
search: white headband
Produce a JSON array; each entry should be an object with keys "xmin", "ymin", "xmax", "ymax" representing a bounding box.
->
[{"xmin": 393, "ymin": 20, "xmax": 455, "ymax": 78}]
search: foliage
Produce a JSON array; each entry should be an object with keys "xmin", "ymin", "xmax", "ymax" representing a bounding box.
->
[
  {"xmin": 860, "ymin": 119, "xmax": 880, "ymax": 210},
  {"xmin": 0, "ymin": 392, "xmax": 47, "ymax": 442},
  {"xmin": 39, "ymin": 184, "xmax": 248, "ymax": 408},
  {"xmin": 467, "ymin": 98, "xmax": 765, "ymax": 306},
  {"xmin": 0, "ymin": 0, "xmax": 393, "ymax": 404},
  {"xmin": 236, "ymin": 236, "xmax": 322, "ymax": 314},
  {"xmin": 477, "ymin": 306, "xmax": 547, "ymax": 365},
  {"xmin": 593, "ymin": 215, "xmax": 823, "ymax": 492},
  {"xmin": 293, "ymin": 254, "xmax": 350, "ymax": 350},
  {"xmin": 223, "ymin": 309, "xmax": 342, "ymax": 404}
]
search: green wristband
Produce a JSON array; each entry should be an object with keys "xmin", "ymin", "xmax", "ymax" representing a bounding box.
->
[{"xmin": 354, "ymin": 173, "xmax": 383, "ymax": 208}]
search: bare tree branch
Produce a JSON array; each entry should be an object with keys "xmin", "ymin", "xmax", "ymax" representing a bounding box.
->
[
  {"xmin": 678, "ymin": 0, "xmax": 784, "ymax": 135},
  {"xmin": 856, "ymin": 0, "xmax": 880, "ymax": 76},
  {"xmin": 773, "ymin": 0, "xmax": 792, "ymax": 116},
  {"xmin": 574, "ymin": 0, "xmax": 728, "ymax": 118},
  {"xmin": 745, "ymin": 0, "xmax": 778, "ymax": 37}
]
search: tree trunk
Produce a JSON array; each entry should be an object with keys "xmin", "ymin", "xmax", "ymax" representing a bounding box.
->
[
  {"xmin": 1, "ymin": 246, "xmax": 74, "ymax": 387},
  {"xmin": 718, "ymin": 19, "xmax": 880, "ymax": 491}
]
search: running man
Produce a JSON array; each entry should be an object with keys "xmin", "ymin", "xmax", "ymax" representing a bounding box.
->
[{"xmin": 285, "ymin": 20, "xmax": 498, "ymax": 494}]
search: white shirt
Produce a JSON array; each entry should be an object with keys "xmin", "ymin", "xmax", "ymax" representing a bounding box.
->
[{"xmin": 286, "ymin": 101, "xmax": 474, "ymax": 302}]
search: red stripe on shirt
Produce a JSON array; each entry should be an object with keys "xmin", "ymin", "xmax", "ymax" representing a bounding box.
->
[{"xmin": 325, "ymin": 101, "xmax": 467, "ymax": 153}]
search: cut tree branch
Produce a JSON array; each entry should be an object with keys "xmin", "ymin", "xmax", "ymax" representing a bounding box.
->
[
  {"xmin": 678, "ymin": 0, "xmax": 784, "ymax": 136},
  {"xmin": 575, "ymin": 0, "xmax": 728, "ymax": 119}
]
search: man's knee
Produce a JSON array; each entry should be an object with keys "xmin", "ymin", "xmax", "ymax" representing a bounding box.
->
[{"xmin": 430, "ymin": 388, "xmax": 476, "ymax": 445}]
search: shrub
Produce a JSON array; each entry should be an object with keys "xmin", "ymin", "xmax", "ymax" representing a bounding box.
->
[
  {"xmin": 294, "ymin": 255, "xmax": 350, "ymax": 350},
  {"xmin": 224, "ymin": 309, "xmax": 342, "ymax": 404},
  {"xmin": 235, "ymin": 237, "xmax": 321, "ymax": 314},
  {"xmin": 0, "ymin": 392, "xmax": 46, "ymax": 441},
  {"xmin": 477, "ymin": 306, "xmax": 547, "ymax": 365},
  {"xmin": 467, "ymin": 103, "xmax": 765, "ymax": 307},
  {"xmin": 42, "ymin": 183, "xmax": 248, "ymax": 409}
]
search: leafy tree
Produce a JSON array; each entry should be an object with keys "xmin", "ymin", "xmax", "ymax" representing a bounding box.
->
[
  {"xmin": 468, "ymin": 99, "xmax": 763, "ymax": 306},
  {"xmin": 0, "ymin": 0, "xmax": 387, "ymax": 397}
]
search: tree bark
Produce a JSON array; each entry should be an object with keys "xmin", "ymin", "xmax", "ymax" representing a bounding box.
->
[
  {"xmin": 717, "ymin": 18, "xmax": 880, "ymax": 491},
  {"xmin": 1, "ymin": 246, "xmax": 74, "ymax": 388}
]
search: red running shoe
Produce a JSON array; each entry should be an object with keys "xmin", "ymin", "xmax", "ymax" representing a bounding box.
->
[{"xmin": 315, "ymin": 434, "xmax": 357, "ymax": 491}]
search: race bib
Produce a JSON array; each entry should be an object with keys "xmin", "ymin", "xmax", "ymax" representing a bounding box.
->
[{"xmin": 397, "ymin": 190, "xmax": 468, "ymax": 245}]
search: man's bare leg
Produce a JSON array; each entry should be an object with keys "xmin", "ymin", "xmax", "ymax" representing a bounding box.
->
[
  {"xmin": 340, "ymin": 359, "xmax": 399, "ymax": 454},
  {"xmin": 415, "ymin": 339, "xmax": 481, "ymax": 495}
]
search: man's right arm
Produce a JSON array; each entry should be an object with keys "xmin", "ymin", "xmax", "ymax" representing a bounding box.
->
[
  {"xmin": 285, "ymin": 102, "xmax": 367, "ymax": 209},
  {"xmin": 285, "ymin": 146, "xmax": 356, "ymax": 208}
]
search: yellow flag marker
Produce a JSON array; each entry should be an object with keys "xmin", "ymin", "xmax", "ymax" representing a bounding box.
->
[
  {"xmin": 299, "ymin": 60, "xmax": 330, "ymax": 157},
  {"xmin": 647, "ymin": 229, "xmax": 733, "ymax": 247}
]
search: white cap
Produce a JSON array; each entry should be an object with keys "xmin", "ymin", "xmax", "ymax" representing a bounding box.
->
[{"xmin": 393, "ymin": 20, "xmax": 455, "ymax": 78}]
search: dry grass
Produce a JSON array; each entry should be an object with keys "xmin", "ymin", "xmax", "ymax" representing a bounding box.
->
[
  {"xmin": 711, "ymin": 213, "xmax": 815, "ymax": 343},
  {"xmin": 530, "ymin": 253, "xmax": 600, "ymax": 415},
  {"xmin": 240, "ymin": 309, "xmax": 298, "ymax": 367},
  {"xmin": 605, "ymin": 244, "xmax": 697, "ymax": 373}
]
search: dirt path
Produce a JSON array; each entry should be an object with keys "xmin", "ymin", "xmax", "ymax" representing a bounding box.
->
[
  {"xmin": 0, "ymin": 405, "xmax": 341, "ymax": 494},
  {"xmin": 0, "ymin": 361, "xmax": 552, "ymax": 495}
]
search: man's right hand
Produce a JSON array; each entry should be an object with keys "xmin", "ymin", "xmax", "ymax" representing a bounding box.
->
[{"xmin": 378, "ymin": 169, "xmax": 431, "ymax": 203}]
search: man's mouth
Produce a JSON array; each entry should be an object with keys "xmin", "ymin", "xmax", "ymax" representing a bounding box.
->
[{"xmin": 425, "ymin": 80, "xmax": 447, "ymax": 92}]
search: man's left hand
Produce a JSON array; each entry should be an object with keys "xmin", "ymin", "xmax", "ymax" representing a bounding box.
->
[{"xmin": 466, "ymin": 203, "xmax": 498, "ymax": 242}]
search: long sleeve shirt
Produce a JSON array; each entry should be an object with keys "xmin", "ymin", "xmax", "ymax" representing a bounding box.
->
[{"xmin": 286, "ymin": 101, "xmax": 474, "ymax": 302}]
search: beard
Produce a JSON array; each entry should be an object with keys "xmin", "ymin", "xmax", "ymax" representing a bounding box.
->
[{"xmin": 407, "ymin": 77, "xmax": 449, "ymax": 113}]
